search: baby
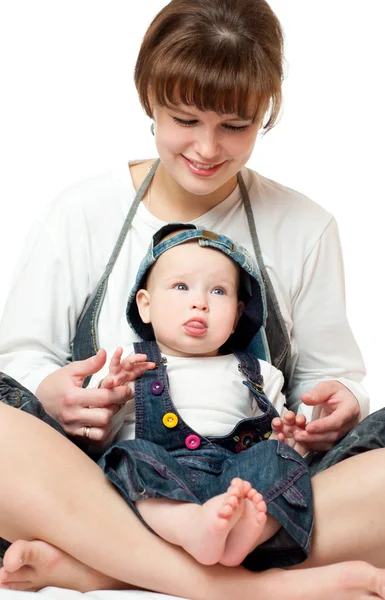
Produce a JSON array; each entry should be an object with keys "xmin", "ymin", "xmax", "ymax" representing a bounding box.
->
[{"xmin": 92, "ymin": 224, "xmax": 312, "ymax": 570}]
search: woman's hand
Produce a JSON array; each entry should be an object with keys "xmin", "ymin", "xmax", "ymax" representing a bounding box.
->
[
  {"xmin": 294, "ymin": 380, "xmax": 361, "ymax": 451},
  {"xmin": 36, "ymin": 349, "xmax": 131, "ymax": 445}
]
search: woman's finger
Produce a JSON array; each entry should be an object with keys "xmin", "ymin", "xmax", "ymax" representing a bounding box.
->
[
  {"xmin": 76, "ymin": 406, "xmax": 124, "ymax": 428},
  {"xmin": 78, "ymin": 385, "xmax": 131, "ymax": 407},
  {"xmin": 295, "ymin": 429, "xmax": 342, "ymax": 445},
  {"xmin": 75, "ymin": 422, "xmax": 114, "ymax": 445}
]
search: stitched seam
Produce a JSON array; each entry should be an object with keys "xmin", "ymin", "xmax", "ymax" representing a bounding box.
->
[
  {"xmin": 263, "ymin": 464, "xmax": 307, "ymax": 502},
  {"xmin": 268, "ymin": 500, "xmax": 310, "ymax": 543},
  {"xmin": 128, "ymin": 449, "xmax": 193, "ymax": 496}
]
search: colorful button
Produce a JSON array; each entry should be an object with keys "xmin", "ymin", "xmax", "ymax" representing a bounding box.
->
[
  {"xmin": 185, "ymin": 434, "xmax": 200, "ymax": 450},
  {"xmin": 163, "ymin": 412, "xmax": 178, "ymax": 428},
  {"xmin": 150, "ymin": 380, "xmax": 164, "ymax": 395}
]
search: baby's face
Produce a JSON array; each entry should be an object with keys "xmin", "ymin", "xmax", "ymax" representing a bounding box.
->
[{"xmin": 136, "ymin": 242, "xmax": 243, "ymax": 357}]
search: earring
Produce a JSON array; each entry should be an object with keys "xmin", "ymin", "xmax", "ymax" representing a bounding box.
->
[{"xmin": 150, "ymin": 122, "xmax": 155, "ymax": 136}]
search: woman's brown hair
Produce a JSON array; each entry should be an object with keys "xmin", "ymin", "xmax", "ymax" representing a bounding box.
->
[{"xmin": 134, "ymin": 0, "xmax": 284, "ymax": 131}]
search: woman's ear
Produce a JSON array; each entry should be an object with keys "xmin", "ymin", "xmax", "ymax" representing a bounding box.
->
[
  {"xmin": 232, "ymin": 300, "xmax": 245, "ymax": 333},
  {"xmin": 136, "ymin": 289, "xmax": 151, "ymax": 324}
]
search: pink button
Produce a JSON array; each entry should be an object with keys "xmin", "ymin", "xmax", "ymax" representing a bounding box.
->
[{"xmin": 185, "ymin": 434, "xmax": 200, "ymax": 450}]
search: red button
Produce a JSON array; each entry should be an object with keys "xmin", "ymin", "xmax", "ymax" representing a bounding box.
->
[{"xmin": 185, "ymin": 434, "xmax": 200, "ymax": 450}]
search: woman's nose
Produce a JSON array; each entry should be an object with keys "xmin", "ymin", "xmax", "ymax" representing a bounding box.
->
[{"xmin": 193, "ymin": 129, "xmax": 220, "ymax": 160}]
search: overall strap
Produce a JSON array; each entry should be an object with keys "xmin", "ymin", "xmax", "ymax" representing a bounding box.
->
[
  {"xmin": 234, "ymin": 350, "xmax": 264, "ymax": 392},
  {"xmin": 71, "ymin": 160, "xmax": 160, "ymax": 363},
  {"xmin": 238, "ymin": 171, "xmax": 291, "ymax": 380},
  {"xmin": 133, "ymin": 340, "xmax": 162, "ymax": 364},
  {"xmin": 234, "ymin": 350, "xmax": 278, "ymax": 417}
]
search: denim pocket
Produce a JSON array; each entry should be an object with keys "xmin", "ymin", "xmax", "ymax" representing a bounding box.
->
[
  {"xmin": 281, "ymin": 484, "xmax": 308, "ymax": 507},
  {"xmin": 261, "ymin": 441, "xmax": 310, "ymax": 509},
  {"xmin": 174, "ymin": 447, "xmax": 226, "ymax": 475}
]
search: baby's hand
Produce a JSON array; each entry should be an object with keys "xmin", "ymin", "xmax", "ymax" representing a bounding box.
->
[
  {"xmin": 100, "ymin": 348, "xmax": 156, "ymax": 390},
  {"xmin": 271, "ymin": 411, "xmax": 308, "ymax": 457}
]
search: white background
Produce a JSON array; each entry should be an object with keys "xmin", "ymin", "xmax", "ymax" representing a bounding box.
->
[{"xmin": 0, "ymin": 1, "xmax": 383, "ymax": 410}]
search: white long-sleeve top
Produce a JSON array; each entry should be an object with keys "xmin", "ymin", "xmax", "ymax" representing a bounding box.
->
[
  {"xmin": 88, "ymin": 349, "xmax": 287, "ymax": 441},
  {"xmin": 0, "ymin": 160, "xmax": 369, "ymax": 420}
]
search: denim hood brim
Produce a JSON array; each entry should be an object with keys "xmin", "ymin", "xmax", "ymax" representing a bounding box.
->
[{"xmin": 126, "ymin": 223, "xmax": 267, "ymax": 351}]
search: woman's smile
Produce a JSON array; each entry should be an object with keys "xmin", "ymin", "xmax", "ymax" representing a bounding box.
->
[{"xmin": 182, "ymin": 155, "xmax": 226, "ymax": 177}]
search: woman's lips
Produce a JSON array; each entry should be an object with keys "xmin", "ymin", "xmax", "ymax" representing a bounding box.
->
[
  {"xmin": 182, "ymin": 156, "xmax": 225, "ymax": 177},
  {"xmin": 183, "ymin": 319, "xmax": 208, "ymax": 336}
]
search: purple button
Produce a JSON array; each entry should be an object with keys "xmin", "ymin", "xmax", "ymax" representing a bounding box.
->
[
  {"xmin": 150, "ymin": 380, "xmax": 164, "ymax": 396},
  {"xmin": 185, "ymin": 434, "xmax": 200, "ymax": 450}
]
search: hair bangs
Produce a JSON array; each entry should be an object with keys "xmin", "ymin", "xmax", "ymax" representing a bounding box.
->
[{"xmin": 146, "ymin": 47, "xmax": 278, "ymax": 128}]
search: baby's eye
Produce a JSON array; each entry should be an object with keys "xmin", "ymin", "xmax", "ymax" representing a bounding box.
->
[
  {"xmin": 212, "ymin": 287, "xmax": 225, "ymax": 295},
  {"xmin": 174, "ymin": 283, "xmax": 188, "ymax": 291}
]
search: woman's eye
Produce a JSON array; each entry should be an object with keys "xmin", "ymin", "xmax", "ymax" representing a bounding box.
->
[
  {"xmin": 174, "ymin": 283, "xmax": 188, "ymax": 290},
  {"xmin": 172, "ymin": 116, "xmax": 248, "ymax": 132},
  {"xmin": 172, "ymin": 117, "xmax": 197, "ymax": 127},
  {"xmin": 212, "ymin": 288, "xmax": 225, "ymax": 295},
  {"xmin": 223, "ymin": 124, "xmax": 249, "ymax": 132}
]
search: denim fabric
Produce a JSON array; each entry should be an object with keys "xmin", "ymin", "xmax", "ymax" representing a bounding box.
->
[
  {"xmin": 97, "ymin": 341, "xmax": 313, "ymax": 570},
  {"xmin": 308, "ymin": 407, "xmax": 385, "ymax": 476},
  {"xmin": 0, "ymin": 372, "xmax": 66, "ymax": 436}
]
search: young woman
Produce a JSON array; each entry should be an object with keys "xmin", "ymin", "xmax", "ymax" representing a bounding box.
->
[{"xmin": 1, "ymin": 1, "xmax": 385, "ymax": 598}]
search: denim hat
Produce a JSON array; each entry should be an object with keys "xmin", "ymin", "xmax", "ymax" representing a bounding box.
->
[{"xmin": 126, "ymin": 223, "xmax": 267, "ymax": 351}]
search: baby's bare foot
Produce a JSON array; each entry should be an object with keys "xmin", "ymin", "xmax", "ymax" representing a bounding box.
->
[
  {"xmin": 180, "ymin": 477, "xmax": 246, "ymax": 565},
  {"xmin": 220, "ymin": 482, "xmax": 268, "ymax": 567},
  {"xmin": 0, "ymin": 539, "xmax": 127, "ymax": 592}
]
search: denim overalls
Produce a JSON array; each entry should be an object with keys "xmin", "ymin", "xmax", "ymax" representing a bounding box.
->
[
  {"xmin": 98, "ymin": 340, "xmax": 313, "ymax": 569},
  {"xmin": 2, "ymin": 161, "xmax": 385, "ymax": 564}
]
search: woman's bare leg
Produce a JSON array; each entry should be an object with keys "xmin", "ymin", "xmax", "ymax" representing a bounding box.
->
[
  {"xmin": 303, "ymin": 448, "xmax": 385, "ymax": 568},
  {"xmin": 2, "ymin": 403, "xmax": 385, "ymax": 599}
]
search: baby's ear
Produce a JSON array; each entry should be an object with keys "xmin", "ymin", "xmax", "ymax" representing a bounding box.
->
[
  {"xmin": 136, "ymin": 289, "xmax": 151, "ymax": 324},
  {"xmin": 232, "ymin": 300, "xmax": 245, "ymax": 333}
]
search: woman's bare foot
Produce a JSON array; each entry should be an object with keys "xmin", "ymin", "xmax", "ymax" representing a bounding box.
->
[
  {"xmin": 280, "ymin": 561, "xmax": 385, "ymax": 600},
  {"xmin": 0, "ymin": 539, "xmax": 128, "ymax": 592},
  {"xmin": 220, "ymin": 482, "xmax": 268, "ymax": 566}
]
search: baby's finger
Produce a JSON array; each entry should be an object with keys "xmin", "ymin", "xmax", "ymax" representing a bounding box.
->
[
  {"xmin": 295, "ymin": 414, "xmax": 307, "ymax": 428},
  {"xmin": 99, "ymin": 376, "xmax": 116, "ymax": 389},
  {"xmin": 130, "ymin": 362, "xmax": 156, "ymax": 374},
  {"xmin": 121, "ymin": 353, "xmax": 149, "ymax": 366},
  {"xmin": 282, "ymin": 411, "xmax": 296, "ymax": 425},
  {"xmin": 271, "ymin": 417, "xmax": 283, "ymax": 432},
  {"xmin": 108, "ymin": 347, "xmax": 124, "ymax": 374}
]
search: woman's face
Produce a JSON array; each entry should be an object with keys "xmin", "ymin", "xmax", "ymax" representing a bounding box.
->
[{"xmin": 152, "ymin": 102, "xmax": 260, "ymax": 197}]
